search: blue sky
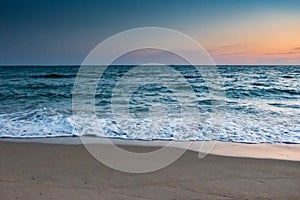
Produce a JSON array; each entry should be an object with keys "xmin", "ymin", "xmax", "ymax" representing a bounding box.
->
[{"xmin": 1, "ymin": 0, "xmax": 300, "ymax": 65}]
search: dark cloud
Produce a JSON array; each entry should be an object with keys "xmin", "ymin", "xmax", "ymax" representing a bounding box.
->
[
  {"xmin": 267, "ymin": 52, "xmax": 295, "ymax": 55},
  {"xmin": 217, "ymin": 52, "xmax": 250, "ymax": 56},
  {"xmin": 294, "ymin": 47, "xmax": 300, "ymax": 51},
  {"xmin": 266, "ymin": 48, "xmax": 300, "ymax": 55}
]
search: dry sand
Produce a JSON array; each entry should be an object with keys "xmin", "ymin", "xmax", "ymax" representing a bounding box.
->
[{"xmin": 0, "ymin": 140, "xmax": 299, "ymax": 199}]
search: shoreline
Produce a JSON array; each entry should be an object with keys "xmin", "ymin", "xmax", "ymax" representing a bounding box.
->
[{"xmin": 1, "ymin": 136, "xmax": 300, "ymax": 161}]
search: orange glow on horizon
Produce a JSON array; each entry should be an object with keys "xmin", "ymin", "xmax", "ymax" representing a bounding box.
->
[{"xmin": 193, "ymin": 11, "xmax": 300, "ymax": 64}]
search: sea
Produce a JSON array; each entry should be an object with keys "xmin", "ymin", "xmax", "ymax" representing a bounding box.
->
[{"xmin": 0, "ymin": 65, "xmax": 299, "ymax": 143}]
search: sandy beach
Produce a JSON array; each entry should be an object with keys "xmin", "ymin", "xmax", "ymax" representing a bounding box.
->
[{"xmin": 0, "ymin": 139, "xmax": 299, "ymax": 199}]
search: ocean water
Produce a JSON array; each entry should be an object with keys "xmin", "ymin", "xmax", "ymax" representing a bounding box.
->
[{"xmin": 0, "ymin": 65, "xmax": 299, "ymax": 143}]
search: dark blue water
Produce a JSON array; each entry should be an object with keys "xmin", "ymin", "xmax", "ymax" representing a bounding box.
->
[{"xmin": 0, "ymin": 65, "xmax": 299, "ymax": 143}]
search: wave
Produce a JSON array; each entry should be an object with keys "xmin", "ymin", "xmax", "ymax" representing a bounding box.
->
[
  {"xmin": 281, "ymin": 75, "xmax": 294, "ymax": 79},
  {"xmin": 0, "ymin": 107, "xmax": 299, "ymax": 144},
  {"xmin": 251, "ymin": 82, "xmax": 266, "ymax": 86},
  {"xmin": 225, "ymin": 87, "xmax": 300, "ymax": 99},
  {"xmin": 268, "ymin": 103, "xmax": 300, "ymax": 109},
  {"xmin": 30, "ymin": 74, "xmax": 75, "ymax": 78}
]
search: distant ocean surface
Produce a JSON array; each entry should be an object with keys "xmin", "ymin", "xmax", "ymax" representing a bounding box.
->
[{"xmin": 0, "ymin": 65, "xmax": 299, "ymax": 143}]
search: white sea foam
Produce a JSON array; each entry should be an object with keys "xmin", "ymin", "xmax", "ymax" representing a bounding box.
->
[{"xmin": 0, "ymin": 107, "xmax": 299, "ymax": 144}]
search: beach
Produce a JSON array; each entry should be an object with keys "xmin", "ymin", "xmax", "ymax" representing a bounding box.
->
[
  {"xmin": 1, "ymin": 138, "xmax": 299, "ymax": 199},
  {"xmin": 1, "ymin": 0, "xmax": 300, "ymax": 198}
]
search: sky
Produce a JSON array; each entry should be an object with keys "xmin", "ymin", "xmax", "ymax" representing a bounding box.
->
[{"xmin": 1, "ymin": 0, "xmax": 300, "ymax": 65}]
